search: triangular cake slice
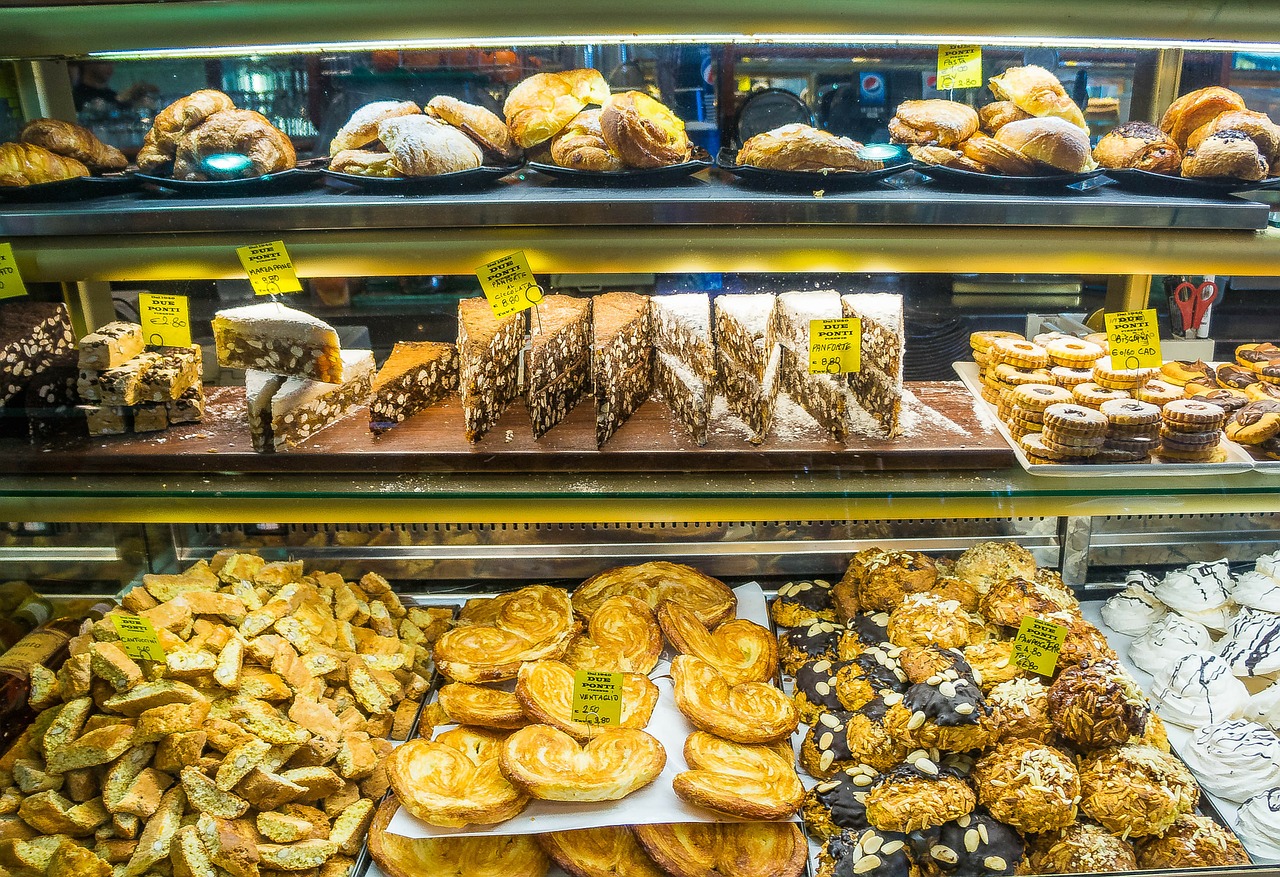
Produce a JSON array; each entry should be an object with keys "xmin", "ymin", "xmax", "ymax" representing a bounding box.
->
[
  {"xmin": 526, "ymin": 295, "xmax": 591, "ymax": 438},
  {"xmin": 458, "ymin": 297, "xmax": 526, "ymax": 443},
  {"xmin": 592, "ymin": 291, "xmax": 651, "ymax": 447},
  {"xmin": 714, "ymin": 293, "xmax": 776, "ymax": 379},
  {"xmin": 653, "ymin": 350, "xmax": 710, "ymax": 446},
  {"xmin": 841, "ymin": 292, "xmax": 904, "ymax": 438},
  {"xmin": 772, "ymin": 291, "xmax": 849, "ymax": 441},
  {"xmin": 772, "ymin": 290, "xmax": 842, "ymax": 356},
  {"xmin": 716, "ymin": 342, "xmax": 781, "ymax": 444},
  {"xmin": 213, "ymin": 302, "xmax": 344, "ymax": 383},
  {"xmin": 462, "ymin": 359, "xmax": 521, "ymax": 442},
  {"xmin": 246, "ymin": 349, "xmax": 374, "ymax": 453},
  {"xmin": 369, "ymin": 341, "xmax": 460, "ymax": 433},
  {"xmin": 528, "ymin": 352, "xmax": 590, "ymax": 440},
  {"xmin": 651, "ymin": 293, "xmax": 714, "ymax": 385}
]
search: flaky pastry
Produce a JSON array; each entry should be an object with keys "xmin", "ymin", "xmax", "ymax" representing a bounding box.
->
[
  {"xmin": 672, "ymin": 731, "xmax": 804, "ymax": 820},
  {"xmin": 329, "ymin": 100, "xmax": 421, "ymax": 155},
  {"xmin": 427, "ymin": 95, "xmax": 521, "ymax": 163},
  {"xmin": 515, "ymin": 660, "xmax": 658, "ymax": 740},
  {"xmin": 888, "ymin": 100, "xmax": 978, "ymax": 148},
  {"xmin": 499, "ymin": 724, "xmax": 665, "ymax": 802},
  {"xmin": 988, "ymin": 65, "xmax": 1087, "ymax": 130},
  {"xmin": 368, "ymin": 795, "xmax": 549, "ymax": 877},
  {"xmin": 435, "ymin": 585, "xmax": 578, "ymax": 682},
  {"xmin": 960, "ymin": 132, "xmax": 1038, "ymax": 176},
  {"xmin": 1187, "ymin": 109, "xmax": 1280, "ymax": 163},
  {"xmin": 377, "ymin": 115, "xmax": 484, "ymax": 177},
  {"xmin": 143, "ymin": 89, "xmax": 235, "ymax": 162},
  {"xmin": 0, "ymin": 142, "xmax": 89, "ymax": 187},
  {"xmin": 19, "ymin": 118, "xmax": 127, "ymax": 172},
  {"xmin": 562, "ymin": 594, "xmax": 662, "ymax": 674},
  {"xmin": 573, "ymin": 562, "xmax": 736, "ymax": 626},
  {"xmin": 995, "ymin": 117, "xmax": 1094, "ymax": 173},
  {"xmin": 172, "ymin": 108, "xmax": 296, "ymax": 180},
  {"xmin": 536, "ymin": 826, "xmax": 666, "ymax": 877},
  {"xmin": 437, "ymin": 682, "xmax": 528, "ymax": 729},
  {"xmin": 670, "ymin": 655, "xmax": 797, "ymax": 744},
  {"xmin": 633, "ymin": 822, "xmax": 807, "ymax": 877},
  {"xmin": 550, "ymin": 109, "xmax": 624, "ymax": 172},
  {"xmin": 1092, "ymin": 121, "xmax": 1181, "ymax": 174},
  {"xmin": 908, "ymin": 144, "xmax": 989, "ymax": 172},
  {"xmin": 504, "ymin": 69, "xmax": 611, "ymax": 149},
  {"xmin": 388, "ymin": 728, "xmax": 528, "ymax": 827},
  {"xmin": 329, "ymin": 149, "xmax": 400, "ymax": 177},
  {"xmin": 657, "ymin": 600, "xmax": 776, "ymax": 684},
  {"xmin": 600, "ymin": 91, "xmax": 691, "ymax": 169},
  {"xmin": 735, "ymin": 123, "xmax": 881, "ymax": 172},
  {"xmin": 1160, "ymin": 86, "xmax": 1248, "ymax": 147},
  {"xmin": 979, "ymin": 100, "xmax": 1034, "ymax": 134}
]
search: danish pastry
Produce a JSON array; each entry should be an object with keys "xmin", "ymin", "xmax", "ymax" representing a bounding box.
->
[
  {"xmin": 799, "ymin": 708, "xmax": 859, "ymax": 779},
  {"xmin": 437, "ymin": 682, "xmax": 528, "ymax": 729},
  {"xmin": 842, "ymin": 700, "xmax": 910, "ymax": 773},
  {"xmin": 670, "ymin": 654, "xmax": 798, "ymax": 744},
  {"xmin": 329, "ymin": 100, "xmax": 420, "ymax": 155},
  {"xmin": 499, "ymin": 724, "xmax": 665, "ymax": 801},
  {"xmin": 573, "ymin": 562, "xmax": 736, "ymax": 625},
  {"xmin": 633, "ymin": 821, "xmax": 808, "ymax": 877},
  {"xmin": 562, "ymin": 594, "xmax": 662, "ymax": 674},
  {"xmin": 434, "ymin": 585, "xmax": 578, "ymax": 682},
  {"xmin": 600, "ymin": 91, "xmax": 691, "ymax": 169},
  {"xmin": 550, "ymin": 109, "xmax": 624, "ymax": 172},
  {"xmin": 736, "ymin": 123, "xmax": 882, "ymax": 172},
  {"xmin": 985, "ymin": 677, "xmax": 1052, "ymax": 743},
  {"xmin": 673, "ymin": 731, "xmax": 804, "ymax": 819},
  {"xmin": 388, "ymin": 727, "xmax": 528, "ymax": 827},
  {"xmin": 537, "ymin": 826, "xmax": 666, "ymax": 877},
  {"xmin": 368, "ymin": 795, "xmax": 549, "ymax": 877},
  {"xmin": 657, "ymin": 600, "xmax": 777, "ymax": 684},
  {"xmin": 515, "ymin": 660, "xmax": 658, "ymax": 740},
  {"xmin": 427, "ymin": 95, "xmax": 521, "ymax": 163},
  {"xmin": 504, "ymin": 69, "xmax": 611, "ymax": 149}
]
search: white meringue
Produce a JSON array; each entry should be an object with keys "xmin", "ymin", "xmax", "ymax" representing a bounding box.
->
[
  {"xmin": 1129, "ymin": 613, "xmax": 1214, "ymax": 676},
  {"xmin": 1124, "ymin": 569, "xmax": 1162, "ymax": 598},
  {"xmin": 1150, "ymin": 651, "xmax": 1250, "ymax": 728},
  {"xmin": 1235, "ymin": 788, "xmax": 1280, "ymax": 863},
  {"xmin": 1154, "ymin": 559, "xmax": 1234, "ymax": 617},
  {"xmin": 1234, "ymin": 570, "xmax": 1280, "ymax": 614},
  {"xmin": 1180, "ymin": 719, "xmax": 1280, "ymax": 802},
  {"xmin": 1218, "ymin": 608, "xmax": 1280, "ymax": 677},
  {"xmin": 1258, "ymin": 549, "xmax": 1280, "ymax": 580},
  {"xmin": 1101, "ymin": 586, "xmax": 1167, "ymax": 636},
  {"xmin": 1246, "ymin": 682, "xmax": 1280, "ymax": 731}
]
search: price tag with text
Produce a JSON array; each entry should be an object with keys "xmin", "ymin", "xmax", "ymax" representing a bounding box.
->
[
  {"xmin": 110, "ymin": 614, "xmax": 166, "ymax": 662},
  {"xmin": 937, "ymin": 45, "xmax": 983, "ymax": 90},
  {"xmin": 809, "ymin": 318, "xmax": 862, "ymax": 375},
  {"xmin": 237, "ymin": 240, "xmax": 302, "ymax": 296},
  {"xmin": 476, "ymin": 251, "xmax": 543, "ymax": 319},
  {"xmin": 1105, "ymin": 308, "xmax": 1162, "ymax": 370},
  {"xmin": 1011, "ymin": 616, "xmax": 1068, "ymax": 677},
  {"xmin": 139, "ymin": 292, "xmax": 192, "ymax": 348},
  {"xmin": 0, "ymin": 243, "xmax": 28, "ymax": 301},
  {"xmin": 571, "ymin": 669, "xmax": 623, "ymax": 726}
]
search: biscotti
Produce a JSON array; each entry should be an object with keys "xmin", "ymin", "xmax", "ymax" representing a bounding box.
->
[
  {"xmin": 213, "ymin": 302, "xmax": 344, "ymax": 383},
  {"xmin": 247, "ymin": 349, "xmax": 374, "ymax": 452},
  {"xmin": 369, "ymin": 341, "xmax": 459, "ymax": 433}
]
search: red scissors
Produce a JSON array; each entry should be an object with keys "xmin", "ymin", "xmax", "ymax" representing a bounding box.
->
[{"xmin": 1173, "ymin": 279, "xmax": 1219, "ymax": 338}]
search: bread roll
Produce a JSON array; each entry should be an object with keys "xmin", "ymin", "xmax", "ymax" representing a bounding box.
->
[
  {"xmin": 1159, "ymin": 86, "xmax": 1247, "ymax": 148},
  {"xmin": 908, "ymin": 144, "xmax": 989, "ymax": 173},
  {"xmin": 172, "ymin": 109, "xmax": 296, "ymax": 181},
  {"xmin": 736, "ymin": 123, "xmax": 881, "ymax": 172},
  {"xmin": 0, "ymin": 141, "xmax": 90, "ymax": 186},
  {"xmin": 19, "ymin": 118, "xmax": 126, "ymax": 172},
  {"xmin": 988, "ymin": 65, "xmax": 1087, "ymax": 130},
  {"xmin": 1182, "ymin": 129, "xmax": 1268, "ymax": 181},
  {"xmin": 1186, "ymin": 109, "xmax": 1280, "ymax": 164},
  {"xmin": 1092, "ymin": 121, "xmax": 1181, "ymax": 174},
  {"xmin": 600, "ymin": 91, "xmax": 690, "ymax": 169},
  {"xmin": 979, "ymin": 101, "xmax": 1033, "ymax": 134},
  {"xmin": 550, "ymin": 109, "xmax": 623, "ymax": 171},
  {"xmin": 888, "ymin": 99, "xmax": 978, "ymax": 148},
  {"xmin": 995, "ymin": 116, "xmax": 1094, "ymax": 173},
  {"xmin": 427, "ymin": 96, "xmax": 521, "ymax": 163},
  {"xmin": 503, "ymin": 69, "xmax": 610, "ymax": 149},
  {"xmin": 329, "ymin": 100, "xmax": 420, "ymax": 155},
  {"xmin": 377, "ymin": 115, "xmax": 483, "ymax": 176}
]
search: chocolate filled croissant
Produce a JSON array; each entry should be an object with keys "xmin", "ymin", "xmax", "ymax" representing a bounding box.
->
[
  {"xmin": 1092, "ymin": 121, "xmax": 1181, "ymax": 174},
  {"xmin": 1160, "ymin": 86, "xmax": 1247, "ymax": 148},
  {"xmin": 172, "ymin": 108, "xmax": 296, "ymax": 180},
  {"xmin": 19, "ymin": 118, "xmax": 126, "ymax": 172},
  {"xmin": 0, "ymin": 141, "xmax": 90, "ymax": 186},
  {"xmin": 1186, "ymin": 109, "xmax": 1280, "ymax": 164},
  {"xmin": 1182, "ymin": 129, "xmax": 1269, "ymax": 181}
]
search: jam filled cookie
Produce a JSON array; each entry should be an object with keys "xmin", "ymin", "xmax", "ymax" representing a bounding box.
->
[
  {"xmin": 912, "ymin": 810, "xmax": 1026, "ymax": 877},
  {"xmin": 771, "ymin": 578, "xmax": 836, "ymax": 628},
  {"xmin": 1047, "ymin": 659, "xmax": 1148, "ymax": 749},
  {"xmin": 800, "ymin": 709, "xmax": 859, "ymax": 778},
  {"xmin": 1045, "ymin": 337, "xmax": 1104, "ymax": 368},
  {"xmin": 795, "ymin": 658, "xmax": 853, "ymax": 723},
  {"xmin": 985, "ymin": 677, "xmax": 1052, "ymax": 742},
  {"xmin": 1026, "ymin": 822, "xmax": 1137, "ymax": 874},
  {"xmin": 990, "ymin": 338, "xmax": 1048, "ymax": 370},
  {"xmin": 970, "ymin": 331, "xmax": 1024, "ymax": 355},
  {"xmin": 972, "ymin": 739, "xmax": 1079, "ymax": 832},
  {"xmin": 1162, "ymin": 398, "xmax": 1227, "ymax": 430},
  {"xmin": 1134, "ymin": 813, "xmax": 1251, "ymax": 869},
  {"xmin": 1078, "ymin": 743, "xmax": 1199, "ymax": 837},
  {"xmin": 818, "ymin": 826, "xmax": 920, "ymax": 877},
  {"xmin": 1020, "ymin": 433, "xmax": 1090, "ymax": 464},
  {"xmin": 865, "ymin": 758, "xmax": 976, "ymax": 833},
  {"xmin": 779, "ymin": 620, "xmax": 842, "ymax": 674},
  {"xmin": 1071, "ymin": 382, "xmax": 1131, "ymax": 409},
  {"xmin": 1093, "ymin": 364, "xmax": 1156, "ymax": 390},
  {"xmin": 803, "ymin": 764, "xmax": 877, "ymax": 839},
  {"xmin": 1042, "ymin": 402, "xmax": 1107, "ymax": 441},
  {"xmin": 884, "ymin": 675, "xmax": 992, "ymax": 753},
  {"xmin": 835, "ymin": 650, "xmax": 910, "ymax": 711},
  {"xmin": 1009, "ymin": 384, "xmax": 1071, "ymax": 413},
  {"xmin": 1050, "ymin": 365, "xmax": 1094, "ymax": 388},
  {"xmin": 839, "ymin": 611, "xmax": 893, "ymax": 658},
  {"xmin": 992, "ymin": 363, "xmax": 1052, "ymax": 386},
  {"xmin": 1132, "ymin": 378, "xmax": 1181, "ymax": 407}
]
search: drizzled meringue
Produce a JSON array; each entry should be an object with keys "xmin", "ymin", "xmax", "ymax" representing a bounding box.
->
[
  {"xmin": 1180, "ymin": 719, "xmax": 1280, "ymax": 802},
  {"xmin": 1129, "ymin": 613, "xmax": 1214, "ymax": 676},
  {"xmin": 1149, "ymin": 651, "xmax": 1249, "ymax": 728}
]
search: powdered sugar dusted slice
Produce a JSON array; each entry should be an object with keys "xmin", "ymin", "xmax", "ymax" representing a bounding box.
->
[
  {"xmin": 717, "ymin": 343, "xmax": 781, "ymax": 444},
  {"xmin": 842, "ymin": 292, "xmax": 905, "ymax": 437},
  {"xmin": 369, "ymin": 341, "xmax": 459, "ymax": 433},
  {"xmin": 653, "ymin": 349, "xmax": 709, "ymax": 446},
  {"xmin": 772, "ymin": 290, "xmax": 842, "ymax": 355},
  {"xmin": 780, "ymin": 347, "xmax": 849, "ymax": 442},
  {"xmin": 247, "ymin": 349, "xmax": 374, "ymax": 452},
  {"xmin": 651, "ymin": 293, "xmax": 714, "ymax": 385},
  {"xmin": 213, "ymin": 302, "xmax": 344, "ymax": 383},
  {"xmin": 714, "ymin": 292, "xmax": 775, "ymax": 378}
]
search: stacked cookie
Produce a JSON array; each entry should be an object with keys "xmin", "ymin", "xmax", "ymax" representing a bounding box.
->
[
  {"xmin": 970, "ymin": 329, "xmax": 1109, "ymax": 407},
  {"xmin": 1160, "ymin": 399, "xmax": 1227, "ymax": 462},
  {"xmin": 1226, "ymin": 400, "xmax": 1280, "ymax": 458},
  {"xmin": 77, "ymin": 321, "xmax": 205, "ymax": 436},
  {"xmin": 1020, "ymin": 402, "xmax": 1108, "ymax": 463}
]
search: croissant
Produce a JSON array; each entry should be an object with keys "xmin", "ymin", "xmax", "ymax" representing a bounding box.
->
[
  {"xmin": 1186, "ymin": 110, "xmax": 1280, "ymax": 164},
  {"xmin": 550, "ymin": 109, "xmax": 623, "ymax": 171},
  {"xmin": 978, "ymin": 100, "xmax": 1033, "ymax": 134},
  {"xmin": 1182, "ymin": 129, "xmax": 1269, "ymax": 181},
  {"xmin": 996, "ymin": 117, "xmax": 1094, "ymax": 173},
  {"xmin": 427, "ymin": 96, "xmax": 521, "ymax": 163},
  {"xmin": 1160, "ymin": 86, "xmax": 1247, "ymax": 148},
  {"xmin": 172, "ymin": 108, "xmax": 295, "ymax": 180},
  {"xmin": 378, "ymin": 115, "xmax": 483, "ymax": 176},
  {"xmin": 504, "ymin": 68, "xmax": 610, "ymax": 149},
  {"xmin": 601, "ymin": 91, "xmax": 691, "ymax": 169},
  {"xmin": 908, "ymin": 144, "xmax": 989, "ymax": 173},
  {"xmin": 329, "ymin": 148, "xmax": 400, "ymax": 177},
  {"xmin": 1092, "ymin": 121, "xmax": 1182, "ymax": 174},
  {"xmin": 329, "ymin": 100, "xmax": 420, "ymax": 155},
  {"xmin": 988, "ymin": 65, "xmax": 1087, "ymax": 131},
  {"xmin": 0, "ymin": 141, "xmax": 90, "ymax": 187},
  {"xmin": 888, "ymin": 99, "xmax": 978, "ymax": 148},
  {"xmin": 148, "ymin": 89, "xmax": 236, "ymax": 155},
  {"xmin": 19, "ymin": 118, "xmax": 126, "ymax": 172},
  {"xmin": 961, "ymin": 132, "xmax": 1038, "ymax": 175},
  {"xmin": 736, "ymin": 123, "xmax": 881, "ymax": 172}
]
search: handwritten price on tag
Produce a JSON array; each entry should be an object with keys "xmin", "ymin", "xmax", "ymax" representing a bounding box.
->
[
  {"xmin": 237, "ymin": 240, "xmax": 302, "ymax": 296},
  {"xmin": 571, "ymin": 669, "xmax": 623, "ymax": 726},
  {"xmin": 0, "ymin": 243, "xmax": 28, "ymax": 301},
  {"xmin": 139, "ymin": 292, "xmax": 192, "ymax": 347},
  {"xmin": 808, "ymin": 318, "xmax": 862, "ymax": 375},
  {"xmin": 1104, "ymin": 308, "xmax": 1162, "ymax": 370},
  {"xmin": 1011, "ymin": 616, "xmax": 1068, "ymax": 677},
  {"xmin": 937, "ymin": 45, "xmax": 982, "ymax": 90},
  {"xmin": 476, "ymin": 251, "xmax": 543, "ymax": 319},
  {"xmin": 110, "ymin": 614, "xmax": 166, "ymax": 662}
]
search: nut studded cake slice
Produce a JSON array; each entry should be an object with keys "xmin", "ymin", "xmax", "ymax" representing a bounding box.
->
[
  {"xmin": 772, "ymin": 290, "xmax": 843, "ymax": 356},
  {"xmin": 462, "ymin": 359, "xmax": 521, "ymax": 442},
  {"xmin": 78, "ymin": 321, "xmax": 144, "ymax": 371},
  {"xmin": 592, "ymin": 291, "xmax": 652, "ymax": 447},
  {"xmin": 714, "ymin": 293, "xmax": 776, "ymax": 379},
  {"xmin": 651, "ymin": 293, "xmax": 715, "ymax": 386},
  {"xmin": 780, "ymin": 347, "xmax": 850, "ymax": 442},
  {"xmin": 1, "ymin": 300, "xmax": 74, "ymax": 406},
  {"xmin": 596, "ymin": 354, "xmax": 652, "ymax": 447},
  {"xmin": 213, "ymin": 302, "xmax": 344, "ymax": 383},
  {"xmin": 528, "ymin": 352, "xmax": 590, "ymax": 440},
  {"xmin": 525, "ymin": 295, "xmax": 591, "ymax": 438},
  {"xmin": 653, "ymin": 350, "xmax": 710, "ymax": 446},
  {"xmin": 841, "ymin": 292, "xmax": 904, "ymax": 437},
  {"xmin": 368, "ymin": 341, "xmax": 460, "ymax": 434},
  {"xmin": 716, "ymin": 342, "xmax": 782, "ymax": 444},
  {"xmin": 458, "ymin": 297, "xmax": 526, "ymax": 443},
  {"xmin": 247, "ymin": 349, "xmax": 374, "ymax": 452},
  {"xmin": 136, "ymin": 345, "xmax": 203, "ymax": 403}
]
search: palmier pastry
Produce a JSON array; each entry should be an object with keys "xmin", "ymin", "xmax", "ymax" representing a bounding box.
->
[
  {"xmin": 1134, "ymin": 813, "xmax": 1251, "ymax": 869},
  {"xmin": 427, "ymin": 95, "xmax": 521, "ymax": 163},
  {"xmin": 437, "ymin": 682, "xmax": 528, "ymax": 729},
  {"xmin": 864, "ymin": 760, "xmax": 975, "ymax": 833},
  {"xmin": 803, "ymin": 764, "xmax": 876, "ymax": 838},
  {"xmin": 671, "ymin": 654, "xmax": 796, "ymax": 744},
  {"xmin": 19, "ymin": 118, "xmax": 127, "ymax": 173},
  {"xmin": 1160, "ymin": 85, "xmax": 1248, "ymax": 148},
  {"xmin": 883, "ymin": 675, "xmax": 991, "ymax": 753},
  {"xmin": 1078, "ymin": 743, "xmax": 1199, "ymax": 837},
  {"xmin": 657, "ymin": 600, "xmax": 777, "ymax": 684},
  {"xmin": 772, "ymin": 577, "xmax": 836, "ymax": 627},
  {"xmin": 601, "ymin": 91, "xmax": 691, "ymax": 169},
  {"xmin": 388, "ymin": 727, "xmax": 528, "ymax": 827},
  {"xmin": 329, "ymin": 148, "xmax": 400, "ymax": 177},
  {"xmin": 972, "ymin": 740, "xmax": 1079, "ymax": 833},
  {"xmin": 1092, "ymin": 121, "xmax": 1181, "ymax": 174},
  {"xmin": 988, "ymin": 65, "xmax": 1086, "ymax": 129},
  {"xmin": 673, "ymin": 731, "xmax": 804, "ymax": 820},
  {"xmin": 736, "ymin": 123, "xmax": 881, "ymax": 172},
  {"xmin": 978, "ymin": 100, "xmax": 1033, "ymax": 134},
  {"xmin": 500, "ymin": 724, "xmax": 665, "ymax": 801},
  {"xmin": 985, "ymin": 677, "xmax": 1052, "ymax": 742},
  {"xmin": 515, "ymin": 660, "xmax": 658, "ymax": 740},
  {"xmin": 550, "ymin": 109, "xmax": 624, "ymax": 172},
  {"xmin": 434, "ymin": 585, "xmax": 577, "ymax": 682},
  {"xmin": 562, "ymin": 594, "xmax": 662, "ymax": 674},
  {"xmin": 888, "ymin": 100, "xmax": 978, "ymax": 148},
  {"xmin": 329, "ymin": 99, "xmax": 420, "ymax": 155},
  {"xmin": 172, "ymin": 108, "xmax": 296, "ymax": 180},
  {"xmin": 818, "ymin": 826, "xmax": 920, "ymax": 877},
  {"xmin": 1047, "ymin": 658, "xmax": 1147, "ymax": 749},
  {"xmin": 954, "ymin": 542, "xmax": 1037, "ymax": 594},
  {"xmin": 0, "ymin": 142, "xmax": 89, "ymax": 187},
  {"xmin": 504, "ymin": 68, "xmax": 611, "ymax": 149},
  {"xmin": 368, "ymin": 796, "xmax": 549, "ymax": 877},
  {"xmin": 634, "ymin": 821, "xmax": 808, "ymax": 877},
  {"xmin": 960, "ymin": 132, "xmax": 1038, "ymax": 176},
  {"xmin": 978, "ymin": 574, "xmax": 1079, "ymax": 628},
  {"xmin": 142, "ymin": 88, "xmax": 235, "ymax": 164},
  {"xmin": 1182, "ymin": 129, "xmax": 1269, "ymax": 181},
  {"xmin": 995, "ymin": 117, "xmax": 1094, "ymax": 173},
  {"xmin": 1026, "ymin": 822, "xmax": 1137, "ymax": 874},
  {"xmin": 377, "ymin": 114, "xmax": 484, "ymax": 177},
  {"xmin": 1188, "ymin": 109, "xmax": 1280, "ymax": 162},
  {"xmin": 537, "ymin": 827, "xmax": 665, "ymax": 877},
  {"xmin": 907, "ymin": 144, "xmax": 988, "ymax": 172},
  {"xmin": 573, "ymin": 562, "xmax": 736, "ymax": 625},
  {"xmin": 915, "ymin": 811, "xmax": 1025, "ymax": 876}
]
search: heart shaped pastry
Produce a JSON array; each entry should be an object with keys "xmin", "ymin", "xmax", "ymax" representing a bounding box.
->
[
  {"xmin": 434, "ymin": 585, "xmax": 579, "ymax": 682},
  {"xmin": 437, "ymin": 683, "xmax": 528, "ymax": 730},
  {"xmin": 657, "ymin": 601, "xmax": 778, "ymax": 685},
  {"xmin": 388, "ymin": 727, "xmax": 528, "ymax": 827},
  {"xmin": 563, "ymin": 595, "xmax": 663, "ymax": 674},
  {"xmin": 368, "ymin": 795, "xmax": 549, "ymax": 877},
  {"xmin": 516, "ymin": 660, "xmax": 659, "ymax": 740},
  {"xmin": 573, "ymin": 562, "xmax": 737, "ymax": 626},
  {"xmin": 633, "ymin": 822, "xmax": 808, "ymax": 877},
  {"xmin": 500, "ymin": 724, "xmax": 666, "ymax": 802},
  {"xmin": 671, "ymin": 655, "xmax": 798, "ymax": 744},
  {"xmin": 672, "ymin": 731, "xmax": 804, "ymax": 820},
  {"xmin": 537, "ymin": 826, "xmax": 666, "ymax": 877}
]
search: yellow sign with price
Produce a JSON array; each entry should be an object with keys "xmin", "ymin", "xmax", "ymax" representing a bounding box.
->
[
  {"xmin": 237, "ymin": 240, "xmax": 302, "ymax": 296},
  {"xmin": 937, "ymin": 45, "xmax": 983, "ymax": 90},
  {"xmin": 139, "ymin": 293, "xmax": 192, "ymax": 348},
  {"xmin": 476, "ymin": 251, "xmax": 543, "ymax": 319},
  {"xmin": 0, "ymin": 243, "xmax": 28, "ymax": 301},
  {"xmin": 1105, "ymin": 308, "xmax": 1162, "ymax": 370},
  {"xmin": 110, "ymin": 614, "xmax": 166, "ymax": 662},
  {"xmin": 1011, "ymin": 616, "xmax": 1068, "ymax": 677},
  {"xmin": 808, "ymin": 318, "xmax": 862, "ymax": 375},
  {"xmin": 571, "ymin": 669, "xmax": 623, "ymax": 726}
]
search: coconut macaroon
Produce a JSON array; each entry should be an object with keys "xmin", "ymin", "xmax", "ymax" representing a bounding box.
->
[
  {"xmin": 1135, "ymin": 813, "xmax": 1251, "ymax": 869},
  {"xmin": 972, "ymin": 739, "xmax": 1080, "ymax": 833},
  {"xmin": 1078, "ymin": 744, "xmax": 1199, "ymax": 837},
  {"xmin": 1026, "ymin": 822, "xmax": 1138, "ymax": 874}
]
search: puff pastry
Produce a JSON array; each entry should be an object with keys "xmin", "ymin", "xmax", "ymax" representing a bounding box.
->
[
  {"xmin": 504, "ymin": 68, "xmax": 611, "ymax": 149},
  {"xmin": 144, "ymin": 89, "xmax": 236, "ymax": 161},
  {"xmin": 735, "ymin": 123, "xmax": 880, "ymax": 172},
  {"xmin": 600, "ymin": 91, "xmax": 692, "ymax": 169},
  {"xmin": 377, "ymin": 115, "xmax": 484, "ymax": 177},
  {"xmin": 1160, "ymin": 86, "xmax": 1248, "ymax": 148},
  {"xmin": 1187, "ymin": 109, "xmax": 1280, "ymax": 163},
  {"xmin": 988, "ymin": 65, "xmax": 1087, "ymax": 130},
  {"xmin": 500, "ymin": 724, "xmax": 666, "ymax": 801},
  {"xmin": 537, "ymin": 827, "xmax": 666, "ymax": 877},
  {"xmin": 960, "ymin": 132, "xmax": 1038, "ymax": 175},
  {"xmin": 672, "ymin": 731, "xmax": 804, "ymax": 820},
  {"xmin": 19, "ymin": 118, "xmax": 127, "ymax": 172},
  {"xmin": 435, "ymin": 585, "xmax": 579, "ymax": 682},
  {"xmin": 671, "ymin": 655, "xmax": 797, "ymax": 744},
  {"xmin": 657, "ymin": 600, "xmax": 777, "ymax": 685},
  {"xmin": 978, "ymin": 101, "xmax": 1033, "ymax": 134},
  {"xmin": 0, "ymin": 142, "xmax": 89, "ymax": 187},
  {"xmin": 563, "ymin": 594, "xmax": 663, "ymax": 674},
  {"xmin": 908, "ymin": 144, "xmax": 988, "ymax": 173},
  {"xmin": 573, "ymin": 562, "xmax": 736, "ymax": 626},
  {"xmin": 428, "ymin": 95, "xmax": 522, "ymax": 163},
  {"xmin": 888, "ymin": 100, "xmax": 978, "ymax": 148},
  {"xmin": 551, "ymin": 109, "xmax": 624, "ymax": 172},
  {"xmin": 515, "ymin": 659, "xmax": 659, "ymax": 740},
  {"xmin": 172, "ymin": 108, "xmax": 296, "ymax": 180},
  {"xmin": 329, "ymin": 99, "xmax": 421, "ymax": 155},
  {"xmin": 633, "ymin": 822, "xmax": 807, "ymax": 877},
  {"xmin": 388, "ymin": 727, "xmax": 528, "ymax": 827},
  {"xmin": 368, "ymin": 796, "xmax": 549, "ymax": 877},
  {"xmin": 437, "ymin": 682, "xmax": 528, "ymax": 729},
  {"xmin": 329, "ymin": 148, "xmax": 400, "ymax": 177},
  {"xmin": 1092, "ymin": 121, "xmax": 1182, "ymax": 174}
]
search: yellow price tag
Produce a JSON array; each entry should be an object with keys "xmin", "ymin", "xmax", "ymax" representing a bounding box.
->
[
  {"xmin": 1104, "ymin": 308, "xmax": 1162, "ymax": 370},
  {"xmin": 110, "ymin": 614, "xmax": 166, "ymax": 662},
  {"xmin": 476, "ymin": 251, "xmax": 543, "ymax": 319},
  {"xmin": 237, "ymin": 240, "xmax": 302, "ymax": 296},
  {"xmin": 138, "ymin": 293, "xmax": 192, "ymax": 348},
  {"xmin": 937, "ymin": 45, "xmax": 983, "ymax": 90},
  {"xmin": 808, "ymin": 318, "xmax": 861, "ymax": 375},
  {"xmin": 0, "ymin": 243, "xmax": 28, "ymax": 301},
  {"xmin": 571, "ymin": 669, "xmax": 623, "ymax": 726},
  {"xmin": 1011, "ymin": 616, "xmax": 1068, "ymax": 677}
]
